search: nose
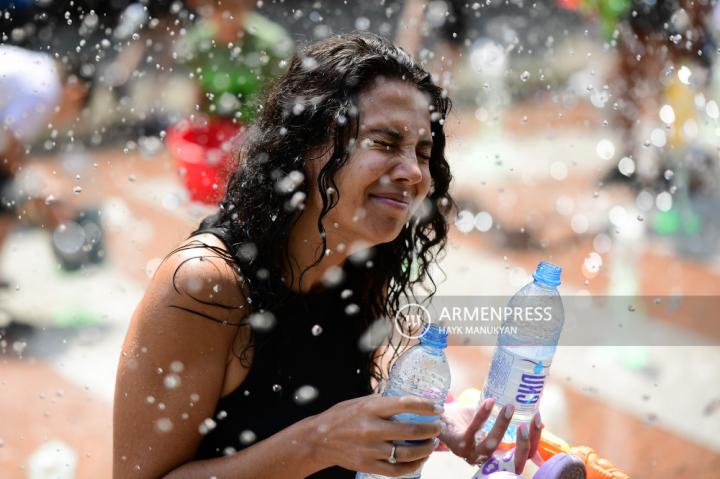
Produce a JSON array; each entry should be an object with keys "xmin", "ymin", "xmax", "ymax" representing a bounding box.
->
[{"xmin": 389, "ymin": 151, "xmax": 423, "ymax": 186}]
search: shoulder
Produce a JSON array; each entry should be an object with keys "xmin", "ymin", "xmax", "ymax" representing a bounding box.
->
[
  {"xmin": 153, "ymin": 232, "xmax": 249, "ymax": 321},
  {"xmin": 130, "ymin": 232, "xmax": 251, "ymax": 359}
]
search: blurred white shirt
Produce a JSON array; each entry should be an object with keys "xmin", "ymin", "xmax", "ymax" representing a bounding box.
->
[{"xmin": 0, "ymin": 45, "xmax": 61, "ymax": 145}]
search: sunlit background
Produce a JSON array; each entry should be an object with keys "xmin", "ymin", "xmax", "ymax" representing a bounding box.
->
[{"xmin": 1, "ymin": 0, "xmax": 719, "ymax": 477}]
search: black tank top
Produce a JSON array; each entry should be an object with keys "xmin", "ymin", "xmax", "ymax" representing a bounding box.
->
[{"xmin": 189, "ymin": 223, "xmax": 374, "ymax": 478}]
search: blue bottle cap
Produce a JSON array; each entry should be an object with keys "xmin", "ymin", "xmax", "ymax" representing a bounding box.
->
[
  {"xmin": 532, "ymin": 261, "xmax": 562, "ymax": 287},
  {"xmin": 419, "ymin": 323, "xmax": 448, "ymax": 349}
]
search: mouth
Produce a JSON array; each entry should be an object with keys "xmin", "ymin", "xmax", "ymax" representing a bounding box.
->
[{"xmin": 368, "ymin": 194, "xmax": 411, "ymax": 211}]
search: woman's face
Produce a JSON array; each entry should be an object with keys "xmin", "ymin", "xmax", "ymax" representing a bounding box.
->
[{"xmin": 309, "ymin": 78, "xmax": 434, "ymax": 250}]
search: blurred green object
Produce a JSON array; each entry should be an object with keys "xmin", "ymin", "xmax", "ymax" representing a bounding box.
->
[
  {"xmin": 176, "ymin": 12, "xmax": 293, "ymax": 121},
  {"xmin": 54, "ymin": 306, "xmax": 98, "ymax": 328},
  {"xmin": 653, "ymin": 207, "xmax": 701, "ymax": 236},
  {"xmin": 619, "ymin": 346, "xmax": 650, "ymax": 370},
  {"xmin": 582, "ymin": 0, "xmax": 632, "ymax": 40}
]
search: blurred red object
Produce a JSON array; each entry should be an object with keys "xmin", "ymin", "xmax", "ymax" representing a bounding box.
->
[
  {"xmin": 166, "ymin": 116, "xmax": 241, "ymax": 204},
  {"xmin": 556, "ymin": 0, "xmax": 582, "ymax": 9}
]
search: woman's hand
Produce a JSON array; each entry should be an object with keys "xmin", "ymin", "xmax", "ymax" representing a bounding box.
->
[
  {"xmin": 439, "ymin": 398, "xmax": 543, "ymax": 475},
  {"xmin": 307, "ymin": 394, "xmax": 443, "ymax": 477}
]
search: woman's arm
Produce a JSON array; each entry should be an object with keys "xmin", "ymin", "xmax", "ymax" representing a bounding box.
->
[{"xmin": 163, "ymin": 413, "xmax": 325, "ymax": 479}]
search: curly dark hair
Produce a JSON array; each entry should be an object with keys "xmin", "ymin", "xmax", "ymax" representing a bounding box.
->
[{"xmin": 169, "ymin": 31, "xmax": 455, "ymax": 388}]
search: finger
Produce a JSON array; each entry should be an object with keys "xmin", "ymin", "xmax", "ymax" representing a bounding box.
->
[
  {"xmin": 375, "ymin": 395, "xmax": 441, "ymax": 419},
  {"xmin": 384, "ymin": 419, "xmax": 443, "ymax": 441},
  {"xmin": 462, "ymin": 398, "xmax": 494, "ymax": 447},
  {"xmin": 528, "ymin": 412, "xmax": 543, "ymax": 458},
  {"xmin": 471, "ymin": 403, "xmax": 514, "ymax": 462},
  {"xmin": 514, "ymin": 424, "xmax": 530, "ymax": 475},
  {"xmin": 381, "ymin": 438, "xmax": 438, "ymax": 463}
]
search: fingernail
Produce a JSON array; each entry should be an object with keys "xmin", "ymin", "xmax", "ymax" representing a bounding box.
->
[
  {"xmin": 483, "ymin": 399, "xmax": 494, "ymax": 411},
  {"xmin": 484, "ymin": 437, "xmax": 498, "ymax": 450},
  {"xmin": 504, "ymin": 404, "xmax": 515, "ymax": 420},
  {"xmin": 433, "ymin": 437, "xmax": 440, "ymax": 448},
  {"xmin": 534, "ymin": 413, "xmax": 542, "ymax": 428},
  {"xmin": 519, "ymin": 424, "xmax": 529, "ymax": 440}
]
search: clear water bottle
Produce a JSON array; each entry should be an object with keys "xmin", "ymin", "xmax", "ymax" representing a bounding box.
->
[
  {"xmin": 477, "ymin": 261, "xmax": 564, "ymax": 444},
  {"xmin": 357, "ymin": 323, "xmax": 451, "ymax": 479}
]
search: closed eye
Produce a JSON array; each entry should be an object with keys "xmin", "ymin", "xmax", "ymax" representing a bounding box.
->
[
  {"xmin": 373, "ymin": 140, "xmax": 394, "ymax": 149},
  {"xmin": 373, "ymin": 139, "xmax": 431, "ymax": 163}
]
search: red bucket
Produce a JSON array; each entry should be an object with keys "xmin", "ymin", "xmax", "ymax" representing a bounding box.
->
[{"xmin": 166, "ymin": 116, "xmax": 241, "ymax": 204}]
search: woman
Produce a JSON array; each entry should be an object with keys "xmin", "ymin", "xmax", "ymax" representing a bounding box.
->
[{"xmin": 114, "ymin": 32, "xmax": 542, "ymax": 478}]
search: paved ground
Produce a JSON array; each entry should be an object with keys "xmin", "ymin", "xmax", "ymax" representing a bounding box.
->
[{"xmin": 1, "ymin": 107, "xmax": 719, "ymax": 478}]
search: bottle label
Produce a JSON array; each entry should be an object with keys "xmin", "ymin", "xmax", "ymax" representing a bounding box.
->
[{"xmin": 483, "ymin": 348, "xmax": 551, "ymax": 415}]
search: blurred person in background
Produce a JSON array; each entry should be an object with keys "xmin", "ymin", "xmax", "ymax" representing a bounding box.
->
[
  {"xmin": 395, "ymin": 0, "xmax": 469, "ymax": 93},
  {"xmin": 605, "ymin": 0, "xmax": 716, "ymax": 189},
  {"xmin": 177, "ymin": 0, "xmax": 294, "ymax": 123},
  {"xmin": 114, "ymin": 32, "xmax": 542, "ymax": 478},
  {"xmin": 0, "ymin": 44, "xmax": 99, "ymax": 281}
]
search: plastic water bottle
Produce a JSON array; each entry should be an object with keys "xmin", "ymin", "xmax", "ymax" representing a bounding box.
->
[
  {"xmin": 477, "ymin": 261, "xmax": 564, "ymax": 444},
  {"xmin": 356, "ymin": 323, "xmax": 451, "ymax": 479}
]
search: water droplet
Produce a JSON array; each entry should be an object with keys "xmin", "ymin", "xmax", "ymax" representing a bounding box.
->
[
  {"xmin": 216, "ymin": 410, "xmax": 228, "ymax": 420},
  {"xmin": 321, "ymin": 266, "xmax": 344, "ymax": 287},
  {"xmin": 628, "ymin": 304, "xmax": 636, "ymax": 312},
  {"xmin": 311, "ymin": 324, "xmax": 323, "ymax": 336},
  {"xmin": 659, "ymin": 104, "xmax": 675, "ymax": 124},
  {"xmin": 677, "ymin": 65, "xmax": 691, "ymax": 85},
  {"xmin": 520, "ymin": 70, "xmax": 530, "ymax": 82},
  {"xmin": 596, "ymin": 139, "xmax": 615, "ymax": 160},
  {"xmin": 455, "ymin": 210, "xmax": 475, "ymax": 233},
  {"xmin": 664, "ymin": 169, "xmax": 674, "ymax": 180},
  {"xmin": 239, "ymin": 429, "xmax": 256, "ymax": 445},
  {"xmin": 164, "ymin": 373, "xmax": 181, "ymax": 389},
  {"xmin": 212, "ymin": 283, "xmax": 221, "ymax": 293},
  {"xmin": 73, "ymin": 186, "xmax": 82, "ymax": 194},
  {"xmin": 12, "ymin": 341, "xmax": 26, "ymax": 356},
  {"xmin": 248, "ymin": 311, "xmax": 276, "ymax": 332},
  {"xmin": 345, "ymin": 304, "xmax": 360, "ymax": 316},
  {"xmin": 272, "ymin": 384, "xmax": 282, "ymax": 393},
  {"xmin": 293, "ymin": 385, "xmax": 319, "ymax": 405},
  {"xmin": 292, "ymin": 102, "xmax": 305, "ymax": 115},
  {"xmin": 145, "ymin": 395, "xmax": 155, "ymax": 404},
  {"xmin": 656, "ymin": 192, "xmax": 673, "ymax": 212},
  {"xmin": 170, "ymin": 361, "xmax": 184, "ymax": 373},
  {"xmin": 637, "ymin": 215, "xmax": 644, "ymax": 222},
  {"xmin": 190, "ymin": 393, "xmax": 200, "ymax": 402},
  {"xmin": 198, "ymin": 418, "xmax": 217, "ymax": 435},
  {"xmin": 618, "ymin": 157, "xmax": 635, "ymax": 177},
  {"xmin": 155, "ymin": 417, "xmax": 173, "ymax": 433},
  {"xmin": 340, "ymin": 289, "xmax": 353, "ymax": 299}
]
